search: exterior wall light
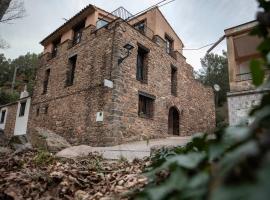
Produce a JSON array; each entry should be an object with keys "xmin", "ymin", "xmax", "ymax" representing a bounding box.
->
[{"xmin": 118, "ymin": 42, "xmax": 134, "ymax": 64}]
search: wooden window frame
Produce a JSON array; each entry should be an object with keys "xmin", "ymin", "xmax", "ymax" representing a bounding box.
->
[
  {"xmin": 138, "ymin": 91, "xmax": 155, "ymax": 119},
  {"xmin": 136, "ymin": 44, "xmax": 149, "ymax": 83}
]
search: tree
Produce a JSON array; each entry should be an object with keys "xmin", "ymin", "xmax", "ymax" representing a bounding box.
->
[
  {"xmin": 0, "ymin": 53, "xmax": 39, "ymax": 103},
  {"xmin": 0, "ymin": 0, "xmax": 26, "ymax": 49},
  {"xmin": 0, "ymin": 0, "xmax": 25, "ymax": 23},
  {"xmin": 0, "ymin": 0, "xmax": 12, "ymax": 20},
  {"xmin": 196, "ymin": 51, "xmax": 229, "ymax": 105}
]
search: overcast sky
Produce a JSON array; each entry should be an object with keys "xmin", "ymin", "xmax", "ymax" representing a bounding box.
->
[{"xmin": 0, "ymin": 0, "xmax": 258, "ymax": 70}]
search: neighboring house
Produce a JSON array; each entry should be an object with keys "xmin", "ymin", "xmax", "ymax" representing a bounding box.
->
[
  {"xmin": 28, "ymin": 5, "xmax": 215, "ymax": 146},
  {"xmin": 225, "ymin": 21, "xmax": 270, "ymax": 126},
  {"xmin": 0, "ymin": 89, "xmax": 31, "ymax": 138}
]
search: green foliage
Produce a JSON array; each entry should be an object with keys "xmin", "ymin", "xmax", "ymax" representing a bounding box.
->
[
  {"xmin": 196, "ymin": 51, "xmax": 229, "ymax": 105},
  {"xmin": 0, "ymin": 52, "xmax": 39, "ymax": 105},
  {"xmin": 133, "ymin": 1, "xmax": 270, "ymax": 199},
  {"xmin": 33, "ymin": 150, "xmax": 55, "ymax": 166},
  {"xmin": 0, "ymin": 90, "xmax": 19, "ymax": 105}
]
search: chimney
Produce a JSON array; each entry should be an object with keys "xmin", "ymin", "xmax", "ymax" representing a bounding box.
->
[{"xmin": 20, "ymin": 84, "xmax": 29, "ymax": 99}]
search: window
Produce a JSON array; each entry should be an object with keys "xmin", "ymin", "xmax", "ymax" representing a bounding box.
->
[
  {"xmin": 165, "ymin": 35, "xmax": 174, "ymax": 54},
  {"xmin": 66, "ymin": 55, "xmax": 77, "ymax": 86},
  {"xmin": 36, "ymin": 108, "xmax": 40, "ymax": 116},
  {"xmin": 171, "ymin": 65, "xmax": 177, "ymax": 96},
  {"xmin": 52, "ymin": 38, "xmax": 60, "ymax": 58},
  {"xmin": 96, "ymin": 18, "xmax": 109, "ymax": 29},
  {"xmin": 43, "ymin": 68, "xmax": 50, "ymax": 94},
  {"xmin": 19, "ymin": 101, "xmax": 26, "ymax": 117},
  {"xmin": 44, "ymin": 105, "xmax": 49, "ymax": 114},
  {"xmin": 136, "ymin": 45, "xmax": 149, "ymax": 82},
  {"xmin": 138, "ymin": 92, "xmax": 155, "ymax": 119},
  {"xmin": 0, "ymin": 110, "xmax": 6, "ymax": 124},
  {"xmin": 134, "ymin": 20, "xmax": 145, "ymax": 34},
  {"xmin": 73, "ymin": 21, "xmax": 85, "ymax": 45}
]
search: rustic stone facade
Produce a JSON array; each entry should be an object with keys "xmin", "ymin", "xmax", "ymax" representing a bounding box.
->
[
  {"xmin": 0, "ymin": 103, "xmax": 17, "ymax": 139},
  {"xmin": 29, "ymin": 8, "xmax": 215, "ymax": 146}
]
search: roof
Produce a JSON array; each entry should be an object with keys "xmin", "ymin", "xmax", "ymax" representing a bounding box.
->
[
  {"xmin": 40, "ymin": 4, "xmax": 96, "ymax": 46},
  {"xmin": 224, "ymin": 20, "xmax": 258, "ymax": 36}
]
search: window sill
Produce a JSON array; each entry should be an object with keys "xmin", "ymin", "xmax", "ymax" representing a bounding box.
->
[
  {"xmin": 137, "ymin": 79, "xmax": 148, "ymax": 84},
  {"xmin": 138, "ymin": 113, "xmax": 154, "ymax": 120}
]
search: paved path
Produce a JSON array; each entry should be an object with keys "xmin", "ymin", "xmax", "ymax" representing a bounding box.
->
[{"xmin": 92, "ymin": 136, "xmax": 191, "ymax": 161}]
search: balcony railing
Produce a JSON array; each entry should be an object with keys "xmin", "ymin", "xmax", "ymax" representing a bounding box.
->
[{"xmin": 236, "ymin": 69, "xmax": 270, "ymax": 82}]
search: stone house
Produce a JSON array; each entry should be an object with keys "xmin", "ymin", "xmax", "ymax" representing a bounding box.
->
[
  {"xmin": 0, "ymin": 88, "xmax": 31, "ymax": 139},
  {"xmin": 225, "ymin": 21, "xmax": 270, "ymax": 125},
  {"xmin": 28, "ymin": 5, "xmax": 215, "ymax": 146}
]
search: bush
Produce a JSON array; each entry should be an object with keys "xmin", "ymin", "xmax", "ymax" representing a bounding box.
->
[{"xmin": 0, "ymin": 90, "xmax": 19, "ymax": 105}]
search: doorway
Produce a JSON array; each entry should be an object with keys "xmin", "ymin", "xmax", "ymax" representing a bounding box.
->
[{"xmin": 168, "ymin": 107, "xmax": 180, "ymax": 135}]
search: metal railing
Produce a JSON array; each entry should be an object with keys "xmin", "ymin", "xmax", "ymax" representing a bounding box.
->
[{"xmin": 236, "ymin": 69, "xmax": 270, "ymax": 82}]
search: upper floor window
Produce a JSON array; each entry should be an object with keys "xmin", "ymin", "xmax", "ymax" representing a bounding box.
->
[
  {"xmin": 165, "ymin": 35, "xmax": 174, "ymax": 54},
  {"xmin": 138, "ymin": 91, "xmax": 155, "ymax": 119},
  {"xmin": 66, "ymin": 55, "xmax": 77, "ymax": 86},
  {"xmin": 136, "ymin": 44, "xmax": 149, "ymax": 83},
  {"xmin": 0, "ymin": 110, "xmax": 6, "ymax": 124},
  {"xmin": 171, "ymin": 65, "xmax": 177, "ymax": 96},
  {"xmin": 73, "ymin": 21, "xmax": 85, "ymax": 45},
  {"xmin": 134, "ymin": 20, "xmax": 146, "ymax": 34},
  {"xmin": 52, "ymin": 38, "xmax": 60, "ymax": 58},
  {"xmin": 96, "ymin": 18, "xmax": 109, "ymax": 29},
  {"xmin": 19, "ymin": 101, "xmax": 26, "ymax": 117},
  {"xmin": 42, "ymin": 68, "xmax": 50, "ymax": 94}
]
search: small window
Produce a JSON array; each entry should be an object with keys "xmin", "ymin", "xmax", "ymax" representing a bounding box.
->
[
  {"xmin": 36, "ymin": 108, "xmax": 40, "ymax": 116},
  {"xmin": 44, "ymin": 105, "xmax": 49, "ymax": 114},
  {"xmin": 134, "ymin": 20, "xmax": 145, "ymax": 34},
  {"xmin": 43, "ymin": 68, "xmax": 50, "ymax": 94},
  {"xmin": 136, "ymin": 45, "xmax": 149, "ymax": 82},
  {"xmin": 96, "ymin": 18, "xmax": 109, "ymax": 29},
  {"xmin": 165, "ymin": 35, "xmax": 174, "ymax": 54},
  {"xmin": 66, "ymin": 55, "xmax": 77, "ymax": 86},
  {"xmin": 171, "ymin": 66, "xmax": 177, "ymax": 96},
  {"xmin": 138, "ymin": 92, "xmax": 155, "ymax": 119},
  {"xmin": 19, "ymin": 101, "xmax": 26, "ymax": 117},
  {"xmin": 0, "ymin": 110, "xmax": 6, "ymax": 124},
  {"xmin": 52, "ymin": 38, "xmax": 60, "ymax": 58},
  {"xmin": 73, "ymin": 21, "xmax": 85, "ymax": 45}
]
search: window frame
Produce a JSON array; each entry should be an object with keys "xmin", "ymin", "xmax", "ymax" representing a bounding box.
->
[
  {"xmin": 165, "ymin": 34, "xmax": 174, "ymax": 54},
  {"xmin": 171, "ymin": 65, "xmax": 178, "ymax": 96},
  {"xmin": 72, "ymin": 21, "xmax": 85, "ymax": 46},
  {"xmin": 96, "ymin": 18, "xmax": 109, "ymax": 29},
  {"xmin": 133, "ymin": 20, "xmax": 146, "ymax": 34},
  {"xmin": 0, "ymin": 109, "xmax": 7, "ymax": 124},
  {"xmin": 136, "ymin": 44, "xmax": 149, "ymax": 83},
  {"xmin": 42, "ymin": 68, "xmax": 50, "ymax": 94},
  {"xmin": 138, "ymin": 91, "xmax": 155, "ymax": 119},
  {"xmin": 19, "ymin": 101, "xmax": 26, "ymax": 117},
  {"xmin": 66, "ymin": 55, "xmax": 77, "ymax": 87}
]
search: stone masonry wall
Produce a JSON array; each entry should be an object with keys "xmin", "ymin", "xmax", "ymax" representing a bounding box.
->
[
  {"xmin": 1, "ymin": 103, "xmax": 17, "ymax": 139},
  {"xmin": 29, "ymin": 19, "xmax": 215, "ymax": 146},
  {"xmin": 108, "ymin": 21, "xmax": 215, "ymax": 144}
]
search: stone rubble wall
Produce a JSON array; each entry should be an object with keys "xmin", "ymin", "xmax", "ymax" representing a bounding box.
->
[{"xmin": 28, "ymin": 20, "xmax": 215, "ymax": 146}]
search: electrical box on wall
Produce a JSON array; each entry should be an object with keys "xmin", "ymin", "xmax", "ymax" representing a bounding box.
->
[
  {"xmin": 96, "ymin": 112, "xmax": 104, "ymax": 122},
  {"xmin": 104, "ymin": 79, "xmax": 113, "ymax": 88}
]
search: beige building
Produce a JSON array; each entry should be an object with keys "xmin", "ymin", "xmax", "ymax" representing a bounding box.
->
[{"xmin": 225, "ymin": 21, "xmax": 270, "ymax": 125}]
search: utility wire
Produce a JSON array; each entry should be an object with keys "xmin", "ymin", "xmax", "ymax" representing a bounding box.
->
[
  {"xmin": 131, "ymin": 0, "xmax": 175, "ymax": 19},
  {"xmin": 183, "ymin": 42, "xmax": 216, "ymax": 51}
]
